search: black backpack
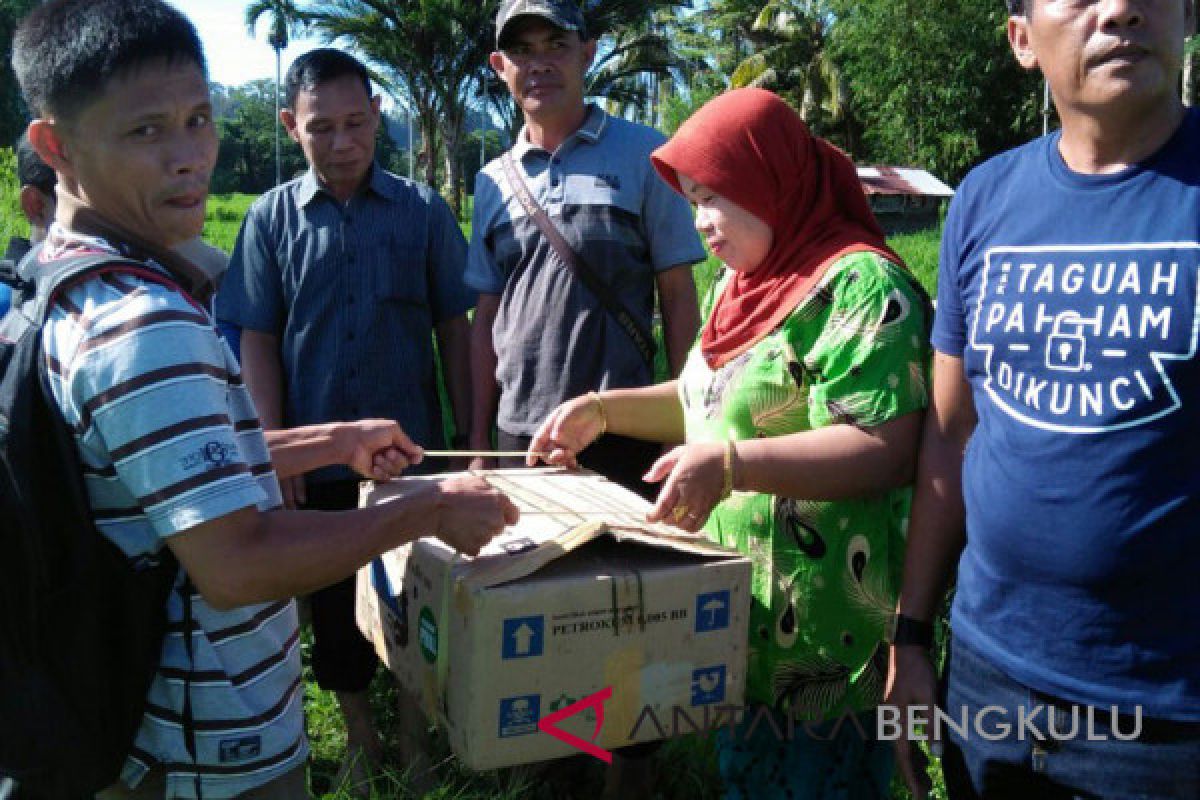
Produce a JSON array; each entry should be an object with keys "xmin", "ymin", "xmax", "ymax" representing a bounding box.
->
[{"xmin": 0, "ymin": 248, "xmax": 187, "ymax": 798}]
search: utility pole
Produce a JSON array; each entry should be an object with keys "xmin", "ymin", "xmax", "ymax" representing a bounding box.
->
[
  {"xmin": 274, "ymin": 55, "xmax": 282, "ymax": 185},
  {"xmin": 1042, "ymin": 79, "xmax": 1052, "ymax": 136},
  {"xmin": 1041, "ymin": 79, "xmax": 1051, "ymax": 135}
]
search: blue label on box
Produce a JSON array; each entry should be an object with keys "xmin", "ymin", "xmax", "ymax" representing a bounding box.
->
[
  {"xmin": 502, "ymin": 615, "xmax": 544, "ymax": 659},
  {"xmin": 498, "ymin": 694, "xmax": 541, "ymax": 737},
  {"xmin": 695, "ymin": 590, "xmax": 731, "ymax": 632},
  {"xmin": 691, "ymin": 665, "xmax": 727, "ymax": 706}
]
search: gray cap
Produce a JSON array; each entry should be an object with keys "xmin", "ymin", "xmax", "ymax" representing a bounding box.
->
[{"xmin": 495, "ymin": 0, "xmax": 586, "ymax": 48}]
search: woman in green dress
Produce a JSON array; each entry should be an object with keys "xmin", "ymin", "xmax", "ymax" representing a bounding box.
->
[{"xmin": 529, "ymin": 88, "xmax": 930, "ymax": 798}]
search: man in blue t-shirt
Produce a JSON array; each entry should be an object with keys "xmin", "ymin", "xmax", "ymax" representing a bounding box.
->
[{"xmin": 887, "ymin": 1, "xmax": 1200, "ymax": 798}]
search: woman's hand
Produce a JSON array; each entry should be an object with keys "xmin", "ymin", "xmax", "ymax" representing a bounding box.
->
[
  {"xmin": 527, "ymin": 393, "xmax": 606, "ymax": 468},
  {"xmin": 644, "ymin": 442, "xmax": 727, "ymax": 532}
]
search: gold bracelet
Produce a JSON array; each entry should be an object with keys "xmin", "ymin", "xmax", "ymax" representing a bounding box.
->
[
  {"xmin": 588, "ymin": 391, "xmax": 607, "ymax": 436},
  {"xmin": 721, "ymin": 439, "xmax": 737, "ymax": 500}
]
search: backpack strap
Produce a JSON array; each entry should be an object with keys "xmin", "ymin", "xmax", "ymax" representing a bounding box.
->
[
  {"xmin": 17, "ymin": 247, "xmax": 201, "ymax": 326},
  {"xmin": 0, "ymin": 258, "xmax": 23, "ymax": 292}
]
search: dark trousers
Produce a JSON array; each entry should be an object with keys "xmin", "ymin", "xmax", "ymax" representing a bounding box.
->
[
  {"xmin": 496, "ymin": 429, "xmax": 661, "ymax": 503},
  {"xmin": 303, "ymin": 480, "xmax": 378, "ymax": 693},
  {"xmin": 942, "ymin": 635, "xmax": 1200, "ymax": 800}
]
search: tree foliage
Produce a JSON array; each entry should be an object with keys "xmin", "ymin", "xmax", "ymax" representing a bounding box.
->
[
  {"xmin": 729, "ymin": 2, "xmax": 847, "ymax": 137},
  {"xmin": 210, "ymin": 79, "xmax": 402, "ymax": 194},
  {"xmin": 827, "ymin": 0, "xmax": 1041, "ymax": 182},
  {"xmin": 306, "ymin": 0, "xmax": 497, "ymax": 215},
  {"xmin": 1, "ymin": 0, "xmax": 40, "ymax": 146},
  {"xmin": 212, "ymin": 81, "xmax": 307, "ymax": 194},
  {"xmin": 245, "ymin": 0, "xmax": 311, "ymax": 186},
  {"xmin": 6, "ymin": 0, "xmax": 1174, "ymax": 206},
  {"xmin": 582, "ymin": 1, "xmax": 698, "ymax": 127}
]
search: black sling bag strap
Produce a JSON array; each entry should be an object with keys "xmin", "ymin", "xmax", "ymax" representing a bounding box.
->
[{"xmin": 500, "ymin": 151, "xmax": 655, "ymax": 368}]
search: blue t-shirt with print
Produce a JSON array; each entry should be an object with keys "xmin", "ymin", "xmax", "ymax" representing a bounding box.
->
[{"xmin": 933, "ymin": 108, "xmax": 1200, "ymax": 721}]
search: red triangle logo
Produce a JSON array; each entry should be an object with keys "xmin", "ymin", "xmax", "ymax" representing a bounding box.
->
[{"xmin": 536, "ymin": 686, "xmax": 613, "ymax": 763}]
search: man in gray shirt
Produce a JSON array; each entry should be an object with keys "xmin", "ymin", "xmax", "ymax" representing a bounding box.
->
[{"xmin": 468, "ymin": 0, "xmax": 705, "ymax": 498}]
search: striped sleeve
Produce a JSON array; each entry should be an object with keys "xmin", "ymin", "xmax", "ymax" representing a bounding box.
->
[{"xmin": 45, "ymin": 275, "xmax": 267, "ymax": 537}]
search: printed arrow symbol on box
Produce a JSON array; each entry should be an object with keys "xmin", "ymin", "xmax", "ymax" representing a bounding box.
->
[
  {"xmin": 536, "ymin": 685, "xmax": 613, "ymax": 763},
  {"xmin": 513, "ymin": 623, "xmax": 534, "ymax": 655}
]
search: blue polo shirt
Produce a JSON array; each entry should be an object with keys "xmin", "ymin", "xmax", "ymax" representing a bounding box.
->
[
  {"xmin": 217, "ymin": 166, "xmax": 475, "ymax": 482},
  {"xmin": 466, "ymin": 105, "xmax": 706, "ymax": 435}
]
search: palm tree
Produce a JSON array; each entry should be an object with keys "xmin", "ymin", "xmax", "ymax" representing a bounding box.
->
[
  {"xmin": 307, "ymin": 0, "xmax": 497, "ymax": 215},
  {"xmin": 729, "ymin": 0, "xmax": 849, "ymax": 138},
  {"xmin": 306, "ymin": 0, "xmax": 698, "ymax": 213},
  {"xmin": 245, "ymin": 0, "xmax": 308, "ymax": 186},
  {"xmin": 583, "ymin": 2, "xmax": 697, "ymax": 128}
]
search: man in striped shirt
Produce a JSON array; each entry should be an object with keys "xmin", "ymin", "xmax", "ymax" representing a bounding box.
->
[{"xmin": 12, "ymin": 2, "xmax": 518, "ymax": 797}]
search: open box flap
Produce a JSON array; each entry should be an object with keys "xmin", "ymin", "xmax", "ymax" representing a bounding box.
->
[
  {"xmin": 455, "ymin": 520, "xmax": 743, "ymax": 590},
  {"xmin": 360, "ymin": 467, "xmax": 744, "ymax": 591}
]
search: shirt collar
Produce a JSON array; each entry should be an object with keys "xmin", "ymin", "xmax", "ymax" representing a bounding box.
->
[
  {"xmin": 513, "ymin": 103, "xmax": 607, "ymax": 161},
  {"xmin": 298, "ymin": 162, "xmax": 394, "ymax": 207}
]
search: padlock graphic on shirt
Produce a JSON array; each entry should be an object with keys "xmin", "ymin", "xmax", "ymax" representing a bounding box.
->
[{"xmin": 1045, "ymin": 313, "xmax": 1088, "ymax": 373}]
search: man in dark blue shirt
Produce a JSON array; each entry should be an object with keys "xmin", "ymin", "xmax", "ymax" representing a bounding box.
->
[
  {"xmin": 888, "ymin": 2, "xmax": 1200, "ymax": 799},
  {"xmin": 216, "ymin": 48, "xmax": 475, "ymax": 783}
]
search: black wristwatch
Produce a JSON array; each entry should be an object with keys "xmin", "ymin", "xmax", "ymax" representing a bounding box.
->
[{"xmin": 890, "ymin": 613, "xmax": 934, "ymax": 649}]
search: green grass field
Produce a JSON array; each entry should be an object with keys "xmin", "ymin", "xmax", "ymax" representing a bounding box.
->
[
  {"xmin": 1, "ymin": 148, "xmax": 26, "ymax": 247},
  {"xmin": 204, "ymin": 192, "xmax": 258, "ymax": 253},
  {"xmin": 1, "ymin": 167, "xmax": 946, "ymax": 798}
]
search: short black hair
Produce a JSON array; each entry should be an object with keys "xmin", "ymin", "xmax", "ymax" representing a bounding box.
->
[
  {"xmin": 12, "ymin": 0, "xmax": 207, "ymax": 125},
  {"xmin": 285, "ymin": 49, "xmax": 372, "ymax": 110},
  {"xmin": 16, "ymin": 132, "xmax": 55, "ymax": 194},
  {"xmin": 1006, "ymin": 0, "xmax": 1026, "ymax": 15}
]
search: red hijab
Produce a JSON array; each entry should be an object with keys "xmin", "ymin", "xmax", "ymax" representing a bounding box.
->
[{"xmin": 651, "ymin": 88, "xmax": 901, "ymax": 369}]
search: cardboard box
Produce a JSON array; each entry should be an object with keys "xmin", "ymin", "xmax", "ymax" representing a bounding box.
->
[{"xmin": 356, "ymin": 468, "xmax": 752, "ymax": 770}]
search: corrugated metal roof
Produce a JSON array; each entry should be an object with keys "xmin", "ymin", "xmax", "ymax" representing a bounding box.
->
[{"xmin": 857, "ymin": 166, "xmax": 955, "ymax": 197}]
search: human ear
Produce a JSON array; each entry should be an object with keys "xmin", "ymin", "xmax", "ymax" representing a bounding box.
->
[
  {"xmin": 488, "ymin": 51, "xmax": 507, "ymax": 77},
  {"xmin": 1007, "ymin": 15, "xmax": 1039, "ymax": 71},
  {"xmin": 280, "ymin": 108, "xmax": 300, "ymax": 143},
  {"xmin": 19, "ymin": 185, "xmax": 54, "ymax": 229},
  {"xmin": 27, "ymin": 119, "xmax": 74, "ymax": 180}
]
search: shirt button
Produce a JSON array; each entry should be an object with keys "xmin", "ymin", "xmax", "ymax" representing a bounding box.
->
[
  {"xmin": 348, "ymin": 331, "xmax": 356, "ymax": 341},
  {"xmin": 348, "ymin": 294, "xmax": 356, "ymax": 305},
  {"xmin": 551, "ymin": 178, "xmax": 559, "ymax": 188}
]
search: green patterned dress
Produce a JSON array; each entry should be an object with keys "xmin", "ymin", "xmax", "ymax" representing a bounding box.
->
[{"xmin": 679, "ymin": 251, "xmax": 931, "ymax": 722}]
